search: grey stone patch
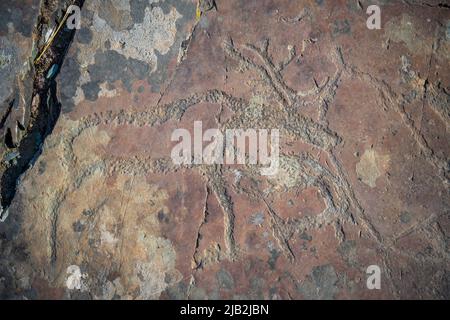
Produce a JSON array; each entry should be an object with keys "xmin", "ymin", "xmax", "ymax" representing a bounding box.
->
[
  {"xmin": 338, "ymin": 240, "xmax": 359, "ymax": 267},
  {"xmin": 97, "ymin": 0, "xmax": 133, "ymax": 31},
  {"xmin": 130, "ymin": 0, "xmax": 157, "ymax": 24},
  {"xmin": 199, "ymin": 16, "xmax": 209, "ymax": 29},
  {"xmin": 400, "ymin": 211, "xmax": 412, "ymax": 224},
  {"xmin": 403, "ymin": 90, "xmax": 417, "ymax": 103},
  {"xmin": 249, "ymin": 212, "xmax": 264, "ymax": 225},
  {"xmin": 58, "ymin": 56, "xmax": 82, "ymax": 113},
  {"xmin": 297, "ymin": 264, "xmax": 339, "ymax": 299},
  {"xmin": 58, "ymin": 0, "xmax": 197, "ymax": 108},
  {"xmin": 163, "ymin": 272, "xmax": 173, "ymax": 284},
  {"xmin": 216, "ymin": 268, "xmax": 234, "ymax": 290},
  {"xmin": 299, "ymin": 232, "xmax": 312, "ymax": 241},
  {"xmin": 147, "ymin": 0, "xmax": 197, "ymax": 92},
  {"xmin": 0, "ymin": 37, "xmax": 18, "ymax": 105},
  {"xmin": 81, "ymin": 81, "xmax": 100, "ymax": 102},
  {"xmin": 164, "ymin": 281, "xmax": 188, "ymax": 299},
  {"xmin": 332, "ymin": 19, "xmax": 351, "ymax": 37},
  {"xmin": 346, "ymin": 0, "xmax": 362, "ymax": 11},
  {"xmin": 72, "ymin": 221, "xmax": 85, "ymax": 233},
  {"xmin": 0, "ymin": 44, "xmax": 14, "ymax": 69},
  {"xmin": 76, "ymin": 27, "xmax": 93, "ymax": 44},
  {"xmin": 157, "ymin": 210, "xmax": 169, "ymax": 223},
  {"xmin": 0, "ymin": 1, "xmax": 39, "ymax": 37},
  {"xmin": 268, "ymin": 249, "xmax": 280, "ymax": 270},
  {"xmin": 249, "ymin": 277, "xmax": 265, "ymax": 299},
  {"xmin": 82, "ymin": 50, "xmax": 151, "ymax": 101}
]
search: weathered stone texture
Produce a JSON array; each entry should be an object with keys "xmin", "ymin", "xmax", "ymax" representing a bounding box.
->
[
  {"xmin": 0, "ymin": 0, "xmax": 449, "ymax": 299},
  {"xmin": 0, "ymin": 0, "xmax": 39, "ymax": 105}
]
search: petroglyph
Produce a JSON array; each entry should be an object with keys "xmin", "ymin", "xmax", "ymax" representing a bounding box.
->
[
  {"xmin": 1, "ymin": 1, "xmax": 448, "ymax": 299},
  {"xmin": 33, "ymin": 38, "xmax": 447, "ymax": 277}
]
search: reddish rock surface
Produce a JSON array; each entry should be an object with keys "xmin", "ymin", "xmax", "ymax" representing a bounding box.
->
[{"xmin": 0, "ymin": 0, "xmax": 449, "ymax": 299}]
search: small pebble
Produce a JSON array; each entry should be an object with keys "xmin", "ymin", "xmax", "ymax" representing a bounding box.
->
[
  {"xmin": 3, "ymin": 151, "xmax": 20, "ymax": 163},
  {"xmin": 46, "ymin": 64, "xmax": 59, "ymax": 79}
]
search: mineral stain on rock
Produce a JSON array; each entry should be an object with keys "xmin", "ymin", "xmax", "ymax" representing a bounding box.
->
[
  {"xmin": 385, "ymin": 14, "xmax": 430, "ymax": 54},
  {"xmin": 297, "ymin": 265, "xmax": 339, "ymax": 300},
  {"xmin": 356, "ymin": 149, "xmax": 389, "ymax": 188},
  {"xmin": 216, "ymin": 269, "xmax": 235, "ymax": 290},
  {"xmin": 58, "ymin": 0, "xmax": 197, "ymax": 111}
]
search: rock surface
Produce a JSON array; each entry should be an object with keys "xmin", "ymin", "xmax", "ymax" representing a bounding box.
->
[
  {"xmin": 0, "ymin": 0, "xmax": 449, "ymax": 299},
  {"xmin": 0, "ymin": 0, "xmax": 39, "ymax": 107},
  {"xmin": 0, "ymin": 0, "xmax": 39, "ymax": 164}
]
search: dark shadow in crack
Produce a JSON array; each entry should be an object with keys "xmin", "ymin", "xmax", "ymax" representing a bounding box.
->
[{"xmin": 0, "ymin": 0, "xmax": 85, "ymax": 216}]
